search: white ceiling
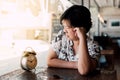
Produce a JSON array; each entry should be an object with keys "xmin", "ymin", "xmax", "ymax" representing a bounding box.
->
[
  {"xmin": 64, "ymin": 0, "xmax": 120, "ymax": 8},
  {"xmin": 95, "ymin": 0, "xmax": 120, "ymax": 8}
]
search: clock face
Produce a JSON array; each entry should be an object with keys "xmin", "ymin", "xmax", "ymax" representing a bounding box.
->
[
  {"xmin": 27, "ymin": 54, "xmax": 37, "ymax": 70},
  {"xmin": 21, "ymin": 54, "xmax": 37, "ymax": 70}
]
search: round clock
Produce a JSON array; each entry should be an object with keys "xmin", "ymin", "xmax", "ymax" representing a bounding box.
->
[{"xmin": 21, "ymin": 47, "xmax": 37, "ymax": 71}]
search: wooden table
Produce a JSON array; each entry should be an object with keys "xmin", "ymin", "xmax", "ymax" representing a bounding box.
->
[{"xmin": 0, "ymin": 66, "xmax": 117, "ymax": 80}]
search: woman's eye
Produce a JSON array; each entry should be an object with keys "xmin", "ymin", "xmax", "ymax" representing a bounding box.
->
[
  {"xmin": 66, "ymin": 27, "xmax": 70, "ymax": 29},
  {"xmin": 65, "ymin": 27, "xmax": 72, "ymax": 29}
]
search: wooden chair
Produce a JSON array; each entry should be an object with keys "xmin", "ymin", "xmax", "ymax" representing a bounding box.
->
[{"xmin": 100, "ymin": 50, "xmax": 114, "ymax": 71}]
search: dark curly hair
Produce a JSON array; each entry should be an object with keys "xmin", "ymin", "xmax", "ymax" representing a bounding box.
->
[{"xmin": 60, "ymin": 5, "xmax": 92, "ymax": 33}]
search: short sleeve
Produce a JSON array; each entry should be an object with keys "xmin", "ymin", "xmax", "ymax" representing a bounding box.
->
[
  {"xmin": 51, "ymin": 30, "xmax": 64, "ymax": 55},
  {"xmin": 87, "ymin": 39, "xmax": 101, "ymax": 62}
]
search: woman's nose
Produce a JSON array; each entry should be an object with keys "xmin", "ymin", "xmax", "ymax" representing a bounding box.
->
[{"xmin": 63, "ymin": 28, "xmax": 67, "ymax": 33}]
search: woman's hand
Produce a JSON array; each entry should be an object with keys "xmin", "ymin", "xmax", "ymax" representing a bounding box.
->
[{"xmin": 73, "ymin": 27, "xmax": 86, "ymax": 39}]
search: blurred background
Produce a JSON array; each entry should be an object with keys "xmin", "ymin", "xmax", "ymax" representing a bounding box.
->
[{"xmin": 0, "ymin": 0, "xmax": 120, "ymax": 76}]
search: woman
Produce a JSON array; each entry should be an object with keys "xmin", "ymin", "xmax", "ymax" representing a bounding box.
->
[{"xmin": 47, "ymin": 5, "xmax": 100, "ymax": 75}]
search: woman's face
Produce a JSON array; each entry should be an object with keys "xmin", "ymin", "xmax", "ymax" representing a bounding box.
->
[{"xmin": 62, "ymin": 19, "xmax": 78, "ymax": 40}]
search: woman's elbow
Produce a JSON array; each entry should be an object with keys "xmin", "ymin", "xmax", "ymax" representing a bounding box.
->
[
  {"xmin": 47, "ymin": 61, "xmax": 50, "ymax": 67},
  {"xmin": 78, "ymin": 67, "xmax": 89, "ymax": 75}
]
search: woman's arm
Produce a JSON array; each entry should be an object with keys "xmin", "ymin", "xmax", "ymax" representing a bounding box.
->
[
  {"xmin": 78, "ymin": 35, "xmax": 97, "ymax": 75},
  {"xmin": 47, "ymin": 47, "xmax": 78, "ymax": 69},
  {"xmin": 74, "ymin": 28, "xmax": 98, "ymax": 75}
]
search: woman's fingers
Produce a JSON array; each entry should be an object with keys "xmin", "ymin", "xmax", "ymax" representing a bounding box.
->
[{"xmin": 73, "ymin": 27, "xmax": 86, "ymax": 38}]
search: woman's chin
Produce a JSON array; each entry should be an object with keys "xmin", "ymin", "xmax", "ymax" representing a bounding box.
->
[
  {"xmin": 66, "ymin": 36, "xmax": 76, "ymax": 40},
  {"xmin": 66, "ymin": 36, "xmax": 71, "ymax": 40},
  {"xmin": 71, "ymin": 37, "xmax": 79, "ymax": 41},
  {"xmin": 67, "ymin": 37, "xmax": 74, "ymax": 40}
]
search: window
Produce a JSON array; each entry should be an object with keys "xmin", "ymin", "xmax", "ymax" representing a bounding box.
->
[
  {"xmin": 109, "ymin": 19, "xmax": 120, "ymax": 28},
  {"xmin": 111, "ymin": 21, "xmax": 120, "ymax": 27}
]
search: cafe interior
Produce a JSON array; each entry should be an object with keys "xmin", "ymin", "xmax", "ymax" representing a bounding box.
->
[{"xmin": 0, "ymin": 0, "xmax": 120, "ymax": 80}]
